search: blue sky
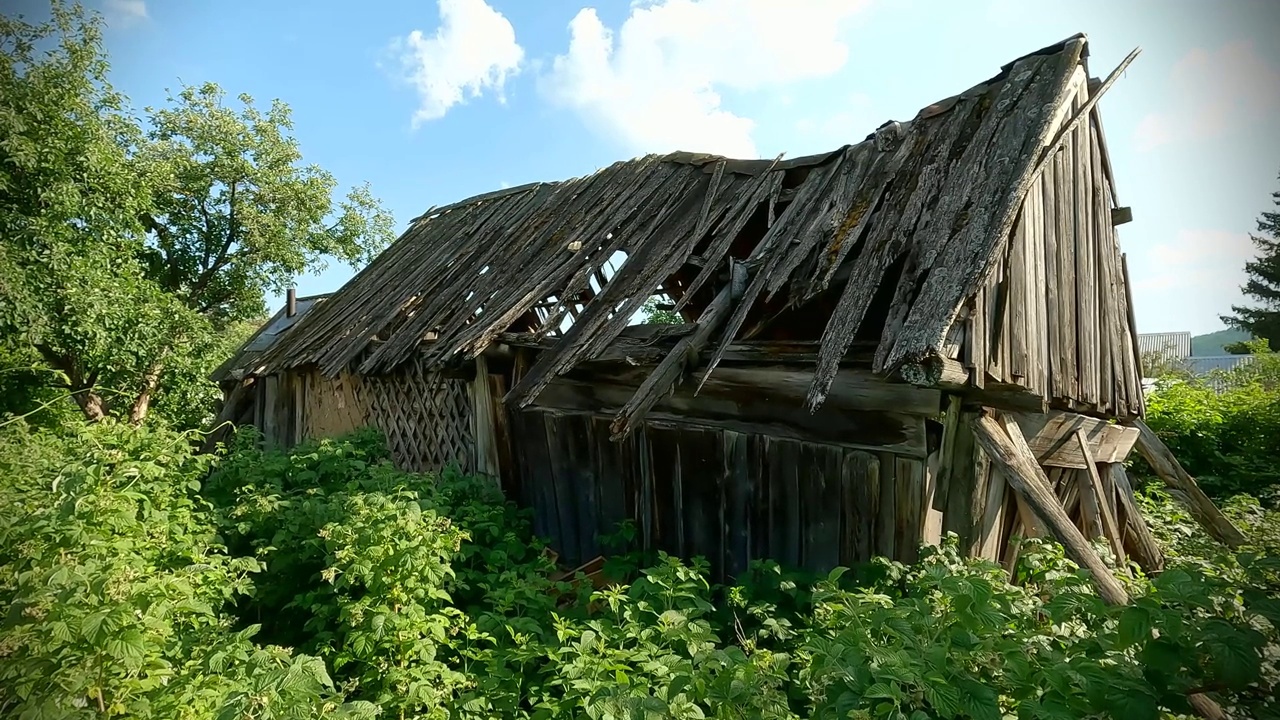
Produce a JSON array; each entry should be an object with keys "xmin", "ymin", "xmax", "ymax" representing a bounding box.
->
[{"xmin": 43, "ymin": 0, "xmax": 1280, "ymax": 335}]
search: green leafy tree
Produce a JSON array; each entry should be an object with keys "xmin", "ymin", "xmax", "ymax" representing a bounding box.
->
[
  {"xmin": 0, "ymin": 3, "xmax": 394, "ymax": 427},
  {"xmin": 1224, "ymin": 169, "xmax": 1280, "ymax": 346},
  {"xmin": 132, "ymin": 82, "xmax": 393, "ymax": 326},
  {"xmin": 0, "ymin": 3, "xmax": 160, "ymax": 422}
]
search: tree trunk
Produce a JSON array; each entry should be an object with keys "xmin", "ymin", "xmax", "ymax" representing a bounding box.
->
[
  {"xmin": 37, "ymin": 346, "xmax": 108, "ymax": 422},
  {"xmin": 128, "ymin": 359, "xmax": 166, "ymax": 424},
  {"xmin": 73, "ymin": 387, "xmax": 108, "ymax": 422}
]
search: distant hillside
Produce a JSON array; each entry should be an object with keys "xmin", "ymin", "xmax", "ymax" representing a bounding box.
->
[{"xmin": 1191, "ymin": 328, "xmax": 1252, "ymax": 356}]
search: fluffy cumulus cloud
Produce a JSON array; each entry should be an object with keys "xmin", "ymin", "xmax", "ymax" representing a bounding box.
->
[
  {"xmin": 542, "ymin": 0, "xmax": 871, "ymax": 158},
  {"xmin": 391, "ymin": 0, "xmax": 524, "ymax": 126},
  {"xmin": 1135, "ymin": 40, "xmax": 1280, "ymax": 152},
  {"xmin": 103, "ymin": 0, "xmax": 148, "ymax": 28},
  {"xmin": 1133, "ymin": 229, "xmax": 1258, "ymax": 331}
]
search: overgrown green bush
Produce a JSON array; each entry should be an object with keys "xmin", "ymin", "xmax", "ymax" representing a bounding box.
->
[
  {"xmin": 3, "ymin": 420, "xmax": 1279, "ymax": 719},
  {"xmin": 1143, "ymin": 349, "xmax": 1280, "ymax": 501},
  {"xmin": 0, "ymin": 419, "xmax": 375, "ymax": 719}
]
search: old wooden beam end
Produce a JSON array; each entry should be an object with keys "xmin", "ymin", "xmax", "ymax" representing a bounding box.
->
[{"xmin": 1130, "ymin": 418, "xmax": 1246, "ymax": 548}]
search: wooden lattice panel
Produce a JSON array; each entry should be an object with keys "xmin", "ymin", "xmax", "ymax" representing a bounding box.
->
[{"xmin": 357, "ymin": 361, "xmax": 476, "ymax": 473}]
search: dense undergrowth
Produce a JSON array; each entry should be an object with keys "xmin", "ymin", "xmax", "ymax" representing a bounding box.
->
[
  {"xmin": 2, "ymin": 418, "xmax": 1279, "ymax": 720},
  {"xmin": 1142, "ymin": 346, "xmax": 1280, "ymax": 502}
]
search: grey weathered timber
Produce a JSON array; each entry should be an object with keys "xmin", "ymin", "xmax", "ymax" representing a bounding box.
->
[
  {"xmin": 970, "ymin": 412, "xmax": 1129, "ymax": 605},
  {"xmin": 1015, "ymin": 410, "xmax": 1139, "ymax": 468},
  {"xmin": 1131, "ymin": 419, "xmax": 1246, "ymax": 547},
  {"xmin": 1106, "ymin": 462, "xmax": 1164, "ymax": 573}
]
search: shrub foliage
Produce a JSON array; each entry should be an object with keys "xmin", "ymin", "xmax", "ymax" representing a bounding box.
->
[{"xmin": 2, "ymin": 420, "xmax": 1278, "ymax": 719}]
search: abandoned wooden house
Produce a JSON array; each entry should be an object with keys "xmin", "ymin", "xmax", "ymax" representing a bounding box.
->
[{"xmin": 214, "ymin": 34, "xmax": 1243, "ymax": 589}]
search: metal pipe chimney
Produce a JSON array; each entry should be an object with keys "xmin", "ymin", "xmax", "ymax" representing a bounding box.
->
[{"xmin": 286, "ymin": 288, "xmax": 297, "ymax": 318}]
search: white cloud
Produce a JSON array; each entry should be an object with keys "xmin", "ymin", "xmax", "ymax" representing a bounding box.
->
[
  {"xmin": 1135, "ymin": 40, "xmax": 1280, "ymax": 152},
  {"xmin": 1133, "ymin": 229, "xmax": 1257, "ymax": 332},
  {"xmin": 390, "ymin": 0, "xmax": 524, "ymax": 127},
  {"xmin": 103, "ymin": 0, "xmax": 148, "ymax": 28},
  {"xmin": 542, "ymin": 0, "xmax": 872, "ymax": 158}
]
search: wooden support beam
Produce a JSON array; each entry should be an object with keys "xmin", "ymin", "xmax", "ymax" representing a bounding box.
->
[
  {"xmin": 1073, "ymin": 430, "xmax": 1127, "ymax": 569},
  {"xmin": 984, "ymin": 414, "xmax": 1228, "ymax": 719},
  {"xmin": 1106, "ymin": 462, "xmax": 1164, "ymax": 573},
  {"xmin": 970, "ymin": 411, "xmax": 1130, "ymax": 606},
  {"xmin": 470, "ymin": 355, "xmax": 502, "ymax": 479},
  {"xmin": 1131, "ymin": 419, "xmax": 1246, "ymax": 548}
]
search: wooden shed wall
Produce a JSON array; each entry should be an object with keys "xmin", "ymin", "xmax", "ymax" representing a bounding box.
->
[
  {"xmin": 955, "ymin": 67, "xmax": 1144, "ymax": 420},
  {"xmin": 506, "ymin": 373, "xmax": 1148, "ymax": 581},
  {"xmin": 508, "ymin": 408, "xmax": 938, "ymax": 581},
  {"xmin": 285, "ymin": 361, "xmax": 484, "ymax": 474}
]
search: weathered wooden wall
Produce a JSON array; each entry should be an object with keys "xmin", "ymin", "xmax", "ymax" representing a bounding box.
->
[
  {"xmin": 954, "ymin": 66, "xmax": 1144, "ymax": 420},
  {"xmin": 508, "ymin": 408, "xmax": 935, "ymax": 581},
  {"xmin": 506, "ymin": 375, "xmax": 1150, "ymax": 581},
  {"xmin": 285, "ymin": 361, "xmax": 481, "ymax": 473}
]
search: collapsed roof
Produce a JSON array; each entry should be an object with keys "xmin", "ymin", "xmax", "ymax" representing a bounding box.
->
[{"xmin": 257, "ymin": 34, "xmax": 1109, "ymax": 412}]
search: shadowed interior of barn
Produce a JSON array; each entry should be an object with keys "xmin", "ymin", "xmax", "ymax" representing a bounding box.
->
[{"xmin": 211, "ymin": 34, "xmax": 1244, "ymax": 590}]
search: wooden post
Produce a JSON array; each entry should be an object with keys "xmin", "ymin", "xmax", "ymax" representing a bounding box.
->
[
  {"xmin": 970, "ymin": 411, "xmax": 1129, "ymax": 606},
  {"xmin": 1073, "ymin": 429, "xmax": 1127, "ymax": 568},
  {"xmin": 1131, "ymin": 419, "xmax": 1246, "ymax": 548},
  {"xmin": 470, "ymin": 355, "xmax": 502, "ymax": 479},
  {"xmin": 1106, "ymin": 463, "xmax": 1164, "ymax": 573}
]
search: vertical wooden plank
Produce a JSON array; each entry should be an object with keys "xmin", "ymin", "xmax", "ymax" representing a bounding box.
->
[
  {"xmin": 942, "ymin": 407, "xmax": 978, "ymax": 549},
  {"xmin": 1090, "ymin": 125, "xmax": 1115, "ymax": 416},
  {"xmin": 750, "ymin": 435, "xmax": 773, "ymax": 565},
  {"xmin": 896, "ymin": 457, "xmax": 925, "ymax": 564},
  {"xmin": 635, "ymin": 426, "xmax": 654, "ymax": 551},
  {"xmin": 542, "ymin": 413, "xmax": 584, "ymax": 566},
  {"xmin": 679, "ymin": 427, "xmax": 723, "ymax": 578},
  {"xmin": 986, "ymin": 256, "xmax": 1009, "ymax": 384},
  {"xmin": 1074, "ymin": 82, "xmax": 1099, "ymax": 408},
  {"xmin": 842, "ymin": 450, "xmax": 878, "ymax": 564},
  {"xmin": 469, "ymin": 356, "xmax": 501, "ymax": 478},
  {"xmin": 800, "ymin": 442, "xmax": 826, "ymax": 572},
  {"xmin": 488, "ymin": 374, "xmax": 519, "ymax": 500},
  {"xmin": 813, "ymin": 444, "xmax": 843, "ymax": 572},
  {"xmin": 262, "ymin": 375, "xmax": 280, "ymax": 449},
  {"xmin": 1042, "ymin": 155, "xmax": 1062, "ymax": 399},
  {"xmin": 977, "ymin": 465, "xmax": 1009, "ymax": 562},
  {"xmin": 921, "ymin": 440, "xmax": 945, "ymax": 548},
  {"xmin": 293, "ymin": 372, "xmax": 306, "ymax": 446},
  {"xmin": 1055, "ymin": 148, "xmax": 1079, "ymax": 402},
  {"xmin": 876, "ymin": 452, "xmax": 898, "ymax": 561},
  {"xmin": 722, "ymin": 430, "xmax": 751, "ymax": 579},
  {"xmin": 969, "ymin": 289, "xmax": 987, "ymax": 389},
  {"xmin": 647, "ymin": 426, "xmax": 682, "ymax": 556},
  {"xmin": 514, "ymin": 410, "xmax": 556, "ymax": 544},
  {"xmin": 588, "ymin": 417, "xmax": 628, "ymax": 551},
  {"xmin": 1024, "ymin": 176, "xmax": 1044, "ymax": 394},
  {"xmin": 769, "ymin": 438, "xmax": 802, "ymax": 568},
  {"xmin": 1009, "ymin": 207, "xmax": 1029, "ymax": 382}
]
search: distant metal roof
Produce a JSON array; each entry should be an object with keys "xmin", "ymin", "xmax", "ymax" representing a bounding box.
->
[
  {"xmin": 1137, "ymin": 332, "xmax": 1192, "ymax": 362},
  {"xmin": 1188, "ymin": 355, "xmax": 1255, "ymax": 376}
]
